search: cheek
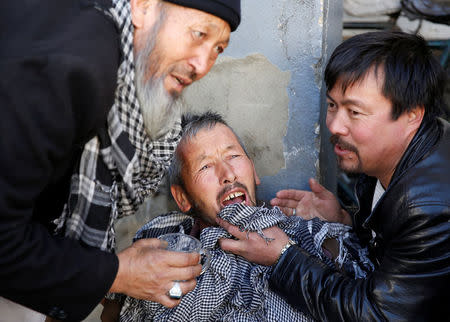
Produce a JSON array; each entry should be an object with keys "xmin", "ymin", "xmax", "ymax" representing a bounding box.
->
[
  {"xmin": 204, "ymin": 58, "xmax": 217, "ymax": 74},
  {"xmin": 349, "ymin": 124, "xmax": 373, "ymax": 145},
  {"xmin": 234, "ymin": 161, "xmax": 255, "ymax": 181},
  {"xmin": 191, "ymin": 173, "xmax": 219, "ymax": 198},
  {"xmin": 325, "ymin": 114, "xmax": 333, "ymax": 128}
]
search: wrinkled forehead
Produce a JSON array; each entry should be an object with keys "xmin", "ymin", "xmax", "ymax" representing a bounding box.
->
[{"xmin": 179, "ymin": 124, "xmax": 242, "ymax": 163}]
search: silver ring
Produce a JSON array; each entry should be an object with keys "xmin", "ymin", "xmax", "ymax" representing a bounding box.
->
[
  {"xmin": 168, "ymin": 281, "xmax": 182, "ymax": 299},
  {"xmin": 292, "ymin": 208, "xmax": 296, "ymax": 216}
]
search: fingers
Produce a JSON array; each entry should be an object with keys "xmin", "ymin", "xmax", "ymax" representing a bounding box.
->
[
  {"xmin": 156, "ymin": 295, "xmax": 181, "ymax": 309},
  {"xmin": 160, "ymin": 279, "xmax": 197, "ymax": 308},
  {"xmin": 134, "ymin": 237, "xmax": 166, "ymax": 249},
  {"xmin": 216, "ymin": 217, "xmax": 248, "ymax": 240},
  {"xmin": 270, "ymin": 196, "xmax": 300, "ymax": 210},
  {"xmin": 218, "ymin": 237, "xmax": 244, "ymax": 256},
  {"xmin": 274, "ymin": 189, "xmax": 306, "ymax": 201},
  {"xmin": 111, "ymin": 241, "xmax": 202, "ymax": 302},
  {"xmin": 163, "ymin": 250, "xmax": 201, "ymax": 268},
  {"xmin": 162, "ymin": 263, "xmax": 202, "ymax": 282},
  {"xmin": 309, "ymin": 178, "xmax": 326, "ymax": 194},
  {"xmin": 220, "ymin": 226, "xmax": 290, "ymax": 266},
  {"xmin": 134, "ymin": 239, "xmax": 201, "ymax": 267}
]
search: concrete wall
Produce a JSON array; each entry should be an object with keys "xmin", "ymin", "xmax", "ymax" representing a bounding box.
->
[
  {"xmin": 184, "ymin": 0, "xmax": 344, "ymax": 201},
  {"xmin": 115, "ymin": 0, "xmax": 344, "ymax": 250}
]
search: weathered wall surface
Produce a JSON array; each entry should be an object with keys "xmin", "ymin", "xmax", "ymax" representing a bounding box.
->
[
  {"xmin": 184, "ymin": 0, "xmax": 344, "ymax": 202},
  {"xmin": 114, "ymin": 0, "xmax": 344, "ymax": 251},
  {"xmin": 183, "ymin": 54, "xmax": 291, "ymax": 180}
]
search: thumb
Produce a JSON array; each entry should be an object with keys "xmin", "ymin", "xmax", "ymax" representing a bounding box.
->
[
  {"xmin": 219, "ymin": 238, "xmax": 242, "ymax": 255},
  {"xmin": 309, "ymin": 178, "xmax": 326, "ymax": 194},
  {"xmin": 133, "ymin": 238, "xmax": 165, "ymax": 249}
]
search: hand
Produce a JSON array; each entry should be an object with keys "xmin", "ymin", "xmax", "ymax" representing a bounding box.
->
[
  {"xmin": 217, "ymin": 218, "xmax": 290, "ymax": 266},
  {"xmin": 110, "ymin": 238, "xmax": 202, "ymax": 308},
  {"xmin": 270, "ymin": 178, "xmax": 351, "ymax": 225}
]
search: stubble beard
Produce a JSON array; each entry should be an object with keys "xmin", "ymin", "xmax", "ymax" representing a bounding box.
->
[
  {"xmin": 330, "ymin": 134, "xmax": 363, "ymax": 174},
  {"xmin": 134, "ymin": 13, "xmax": 183, "ymax": 140},
  {"xmin": 186, "ymin": 180, "xmax": 258, "ymax": 227}
]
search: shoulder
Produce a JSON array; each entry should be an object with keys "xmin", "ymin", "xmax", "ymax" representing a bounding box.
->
[
  {"xmin": 2, "ymin": 1, "xmax": 119, "ymax": 59},
  {"xmin": 375, "ymin": 121, "xmax": 449, "ymax": 238}
]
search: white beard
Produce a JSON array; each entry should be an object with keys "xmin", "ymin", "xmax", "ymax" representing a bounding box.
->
[
  {"xmin": 136, "ymin": 70, "xmax": 183, "ymax": 140},
  {"xmin": 133, "ymin": 9, "xmax": 183, "ymax": 140}
]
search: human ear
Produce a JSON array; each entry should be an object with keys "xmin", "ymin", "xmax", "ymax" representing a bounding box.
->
[
  {"xmin": 130, "ymin": 0, "xmax": 153, "ymax": 29},
  {"xmin": 171, "ymin": 185, "xmax": 192, "ymax": 213},
  {"xmin": 408, "ymin": 105, "xmax": 425, "ymax": 128}
]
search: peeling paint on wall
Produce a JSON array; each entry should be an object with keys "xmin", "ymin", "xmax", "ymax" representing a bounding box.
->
[{"xmin": 182, "ymin": 54, "xmax": 291, "ymax": 178}]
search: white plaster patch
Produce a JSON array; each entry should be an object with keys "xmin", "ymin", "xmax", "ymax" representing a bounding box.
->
[{"xmin": 183, "ymin": 54, "xmax": 291, "ymax": 177}]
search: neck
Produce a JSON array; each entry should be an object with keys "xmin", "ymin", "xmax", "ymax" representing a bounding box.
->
[
  {"xmin": 377, "ymin": 126, "xmax": 420, "ymax": 189},
  {"xmin": 190, "ymin": 218, "xmax": 211, "ymax": 239}
]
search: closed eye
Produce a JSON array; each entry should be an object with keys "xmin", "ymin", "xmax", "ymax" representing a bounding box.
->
[{"xmin": 227, "ymin": 154, "xmax": 242, "ymax": 161}]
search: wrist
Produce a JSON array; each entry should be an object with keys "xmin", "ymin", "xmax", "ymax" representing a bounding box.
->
[
  {"xmin": 109, "ymin": 252, "xmax": 126, "ymax": 294},
  {"xmin": 274, "ymin": 239, "xmax": 296, "ymax": 265}
]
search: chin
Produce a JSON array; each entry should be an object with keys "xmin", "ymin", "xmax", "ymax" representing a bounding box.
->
[{"xmin": 339, "ymin": 162, "xmax": 362, "ymax": 174}]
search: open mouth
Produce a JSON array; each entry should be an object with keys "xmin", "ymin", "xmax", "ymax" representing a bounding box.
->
[
  {"xmin": 175, "ymin": 76, "xmax": 185, "ymax": 85},
  {"xmin": 173, "ymin": 74, "xmax": 192, "ymax": 87},
  {"xmin": 221, "ymin": 190, "xmax": 247, "ymax": 207}
]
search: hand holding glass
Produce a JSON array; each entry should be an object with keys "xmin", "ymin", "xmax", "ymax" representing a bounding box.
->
[{"xmin": 158, "ymin": 233, "xmax": 211, "ymax": 275}]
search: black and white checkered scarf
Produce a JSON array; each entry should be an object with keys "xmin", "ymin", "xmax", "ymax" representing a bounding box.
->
[
  {"xmin": 54, "ymin": 0, "xmax": 182, "ymax": 251},
  {"xmin": 120, "ymin": 204, "xmax": 374, "ymax": 321}
]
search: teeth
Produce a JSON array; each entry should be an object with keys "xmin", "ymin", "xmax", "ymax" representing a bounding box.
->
[{"xmin": 223, "ymin": 191, "xmax": 244, "ymax": 201}]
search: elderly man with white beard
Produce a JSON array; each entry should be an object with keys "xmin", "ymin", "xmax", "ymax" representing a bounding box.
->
[{"xmin": 0, "ymin": 0, "xmax": 240, "ymax": 320}]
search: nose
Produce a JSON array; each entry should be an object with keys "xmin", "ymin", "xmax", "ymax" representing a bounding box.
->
[
  {"xmin": 217, "ymin": 161, "xmax": 237, "ymax": 185},
  {"xmin": 326, "ymin": 109, "xmax": 349, "ymax": 136},
  {"xmin": 188, "ymin": 46, "xmax": 216, "ymax": 80}
]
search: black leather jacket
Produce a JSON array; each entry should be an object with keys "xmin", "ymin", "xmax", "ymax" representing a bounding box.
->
[{"xmin": 269, "ymin": 117, "xmax": 450, "ymax": 321}]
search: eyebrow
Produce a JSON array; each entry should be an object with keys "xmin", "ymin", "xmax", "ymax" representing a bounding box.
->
[
  {"xmin": 194, "ymin": 144, "xmax": 239, "ymax": 164},
  {"xmin": 205, "ymin": 23, "xmax": 230, "ymax": 45},
  {"xmin": 326, "ymin": 93, "xmax": 366, "ymax": 108}
]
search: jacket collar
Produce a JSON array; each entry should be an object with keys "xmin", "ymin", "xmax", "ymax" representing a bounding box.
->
[
  {"xmin": 355, "ymin": 117, "xmax": 443, "ymax": 229},
  {"xmin": 390, "ymin": 116, "xmax": 441, "ymax": 187}
]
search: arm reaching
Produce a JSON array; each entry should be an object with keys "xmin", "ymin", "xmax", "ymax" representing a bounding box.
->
[
  {"xmin": 217, "ymin": 218, "xmax": 290, "ymax": 266},
  {"xmin": 270, "ymin": 178, "xmax": 351, "ymax": 225},
  {"xmin": 110, "ymin": 238, "xmax": 202, "ymax": 308}
]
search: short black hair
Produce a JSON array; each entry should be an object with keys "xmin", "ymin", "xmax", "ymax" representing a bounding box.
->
[{"xmin": 324, "ymin": 31, "xmax": 447, "ymax": 120}]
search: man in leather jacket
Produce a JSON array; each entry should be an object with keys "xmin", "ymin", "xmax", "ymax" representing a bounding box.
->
[{"xmin": 218, "ymin": 31, "xmax": 450, "ymax": 321}]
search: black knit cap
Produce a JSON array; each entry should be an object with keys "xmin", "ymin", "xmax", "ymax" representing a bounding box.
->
[{"xmin": 164, "ymin": 0, "xmax": 241, "ymax": 31}]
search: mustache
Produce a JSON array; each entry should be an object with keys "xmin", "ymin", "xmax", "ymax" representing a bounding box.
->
[
  {"xmin": 216, "ymin": 182, "xmax": 249, "ymax": 205},
  {"xmin": 329, "ymin": 134, "xmax": 358, "ymax": 153},
  {"xmin": 169, "ymin": 64, "xmax": 197, "ymax": 83}
]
